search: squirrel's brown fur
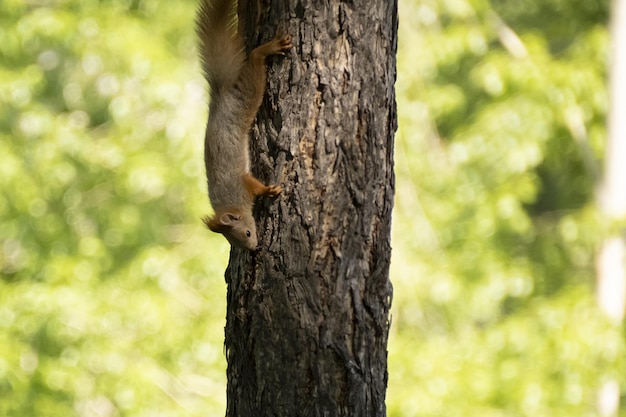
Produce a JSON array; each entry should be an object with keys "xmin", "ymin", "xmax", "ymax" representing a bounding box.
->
[{"xmin": 196, "ymin": 0, "xmax": 291, "ymax": 250}]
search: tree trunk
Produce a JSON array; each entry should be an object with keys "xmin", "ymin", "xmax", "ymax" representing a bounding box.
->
[
  {"xmin": 223, "ymin": 1, "xmax": 397, "ymax": 416},
  {"xmin": 597, "ymin": 0, "xmax": 626, "ymax": 415}
]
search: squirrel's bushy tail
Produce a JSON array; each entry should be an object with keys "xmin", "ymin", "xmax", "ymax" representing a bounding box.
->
[{"xmin": 196, "ymin": 0, "xmax": 244, "ymax": 95}]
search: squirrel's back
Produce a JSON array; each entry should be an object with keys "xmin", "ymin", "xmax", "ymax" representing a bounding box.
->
[
  {"xmin": 196, "ymin": 0, "xmax": 244, "ymax": 97},
  {"xmin": 197, "ymin": 0, "xmax": 250, "ymax": 210}
]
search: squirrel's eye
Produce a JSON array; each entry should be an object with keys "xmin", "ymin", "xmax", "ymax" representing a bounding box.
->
[{"xmin": 246, "ymin": 230, "xmax": 251, "ymax": 237}]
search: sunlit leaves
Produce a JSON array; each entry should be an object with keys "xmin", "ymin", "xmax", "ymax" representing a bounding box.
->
[
  {"xmin": 390, "ymin": 0, "xmax": 616, "ymax": 415},
  {"xmin": 0, "ymin": 0, "xmax": 229, "ymax": 416}
]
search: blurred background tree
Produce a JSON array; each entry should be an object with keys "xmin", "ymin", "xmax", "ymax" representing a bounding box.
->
[
  {"xmin": 0, "ymin": 0, "xmax": 621, "ymax": 416},
  {"xmin": 391, "ymin": 0, "xmax": 623, "ymax": 416}
]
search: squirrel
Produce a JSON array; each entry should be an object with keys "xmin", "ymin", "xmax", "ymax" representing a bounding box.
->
[{"xmin": 196, "ymin": 0, "xmax": 292, "ymax": 250}]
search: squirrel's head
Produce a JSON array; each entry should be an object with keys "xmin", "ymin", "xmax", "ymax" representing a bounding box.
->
[{"xmin": 203, "ymin": 211, "xmax": 258, "ymax": 250}]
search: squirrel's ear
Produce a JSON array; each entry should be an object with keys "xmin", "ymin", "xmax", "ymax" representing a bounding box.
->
[
  {"xmin": 203, "ymin": 212, "xmax": 240, "ymax": 232},
  {"xmin": 203, "ymin": 215, "xmax": 222, "ymax": 232},
  {"xmin": 219, "ymin": 212, "xmax": 240, "ymax": 225}
]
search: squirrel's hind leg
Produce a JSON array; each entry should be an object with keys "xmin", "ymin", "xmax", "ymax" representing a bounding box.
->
[
  {"xmin": 252, "ymin": 33, "xmax": 293, "ymax": 58},
  {"xmin": 237, "ymin": 34, "xmax": 293, "ymax": 128}
]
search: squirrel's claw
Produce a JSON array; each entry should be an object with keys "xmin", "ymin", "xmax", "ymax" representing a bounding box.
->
[{"xmin": 264, "ymin": 185, "xmax": 282, "ymax": 197}]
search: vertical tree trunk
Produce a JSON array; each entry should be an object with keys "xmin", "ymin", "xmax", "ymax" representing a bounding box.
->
[
  {"xmin": 224, "ymin": 1, "xmax": 397, "ymax": 416},
  {"xmin": 597, "ymin": 0, "xmax": 626, "ymax": 415}
]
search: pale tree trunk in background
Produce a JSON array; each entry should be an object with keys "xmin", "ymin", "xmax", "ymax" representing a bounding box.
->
[
  {"xmin": 223, "ymin": 1, "xmax": 397, "ymax": 416},
  {"xmin": 597, "ymin": 0, "xmax": 626, "ymax": 415}
]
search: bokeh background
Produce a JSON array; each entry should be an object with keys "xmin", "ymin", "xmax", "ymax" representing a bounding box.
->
[{"xmin": 0, "ymin": 0, "xmax": 621, "ymax": 416}]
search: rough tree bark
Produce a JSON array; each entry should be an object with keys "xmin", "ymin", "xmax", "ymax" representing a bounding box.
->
[{"xmin": 224, "ymin": 1, "xmax": 397, "ymax": 416}]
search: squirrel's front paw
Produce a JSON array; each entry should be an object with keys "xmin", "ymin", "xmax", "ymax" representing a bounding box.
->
[
  {"xmin": 278, "ymin": 34, "xmax": 292, "ymax": 52},
  {"xmin": 264, "ymin": 185, "xmax": 282, "ymax": 197},
  {"xmin": 270, "ymin": 33, "xmax": 292, "ymax": 55}
]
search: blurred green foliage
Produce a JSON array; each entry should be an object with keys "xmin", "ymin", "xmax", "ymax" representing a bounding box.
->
[
  {"xmin": 390, "ymin": 0, "xmax": 623, "ymax": 416},
  {"xmin": 0, "ymin": 0, "xmax": 230, "ymax": 415},
  {"xmin": 0, "ymin": 0, "xmax": 621, "ymax": 416}
]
